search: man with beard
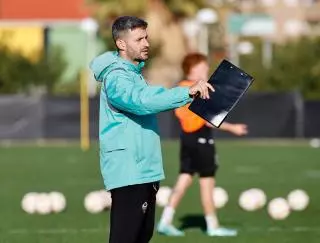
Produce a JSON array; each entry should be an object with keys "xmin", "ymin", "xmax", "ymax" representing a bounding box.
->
[{"xmin": 90, "ymin": 16, "xmax": 214, "ymax": 243}]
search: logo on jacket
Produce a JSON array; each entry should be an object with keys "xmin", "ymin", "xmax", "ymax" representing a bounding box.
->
[{"xmin": 142, "ymin": 202, "xmax": 148, "ymax": 214}]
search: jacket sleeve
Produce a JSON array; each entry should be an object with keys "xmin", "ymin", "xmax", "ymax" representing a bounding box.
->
[{"xmin": 104, "ymin": 70, "xmax": 192, "ymax": 115}]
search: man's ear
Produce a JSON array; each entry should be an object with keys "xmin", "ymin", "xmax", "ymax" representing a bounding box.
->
[{"xmin": 116, "ymin": 39, "xmax": 126, "ymax": 51}]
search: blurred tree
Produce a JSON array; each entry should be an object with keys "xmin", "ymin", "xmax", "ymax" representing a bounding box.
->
[
  {"xmin": 0, "ymin": 45, "xmax": 33, "ymax": 93},
  {"xmin": 35, "ymin": 46, "xmax": 67, "ymax": 94},
  {"xmin": 86, "ymin": 0, "xmax": 207, "ymax": 86},
  {"xmin": 240, "ymin": 37, "xmax": 320, "ymax": 100},
  {"xmin": 0, "ymin": 45, "xmax": 66, "ymax": 94},
  {"xmin": 87, "ymin": 0, "xmax": 206, "ymax": 45}
]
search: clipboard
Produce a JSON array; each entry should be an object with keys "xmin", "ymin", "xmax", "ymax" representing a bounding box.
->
[{"xmin": 188, "ymin": 59, "xmax": 254, "ymax": 128}]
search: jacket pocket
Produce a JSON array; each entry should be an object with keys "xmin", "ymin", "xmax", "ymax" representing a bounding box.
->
[
  {"xmin": 101, "ymin": 144, "xmax": 126, "ymax": 153},
  {"xmin": 100, "ymin": 139, "xmax": 127, "ymax": 170},
  {"xmin": 100, "ymin": 144, "xmax": 128, "ymax": 182}
]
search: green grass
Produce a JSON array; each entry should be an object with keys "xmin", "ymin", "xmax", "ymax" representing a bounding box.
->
[{"xmin": 0, "ymin": 140, "xmax": 319, "ymax": 243}]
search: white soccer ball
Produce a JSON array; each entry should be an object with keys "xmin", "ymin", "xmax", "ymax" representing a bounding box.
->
[
  {"xmin": 35, "ymin": 193, "xmax": 52, "ymax": 215},
  {"xmin": 249, "ymin": 188, "xmax": 267, "ymax": 208},
  {"xmin": 287, "ymin": 189, "xmax": 309, "ymax": 211},
  {"xmin": 309, "ymin": 138, "xmax": 320, "ymax": 148},
  {"xmin": 156, "ymin": 186, "xmax": 172, "ymax": 207},
  {"xmin": 49, "ymin": 192, "xmax": 66, "ymax": 213},
  {"xmin": 21, "ymin": 192, "xmax": 38, "ymax": 214},
  {"xmin": 239, "ymin": 189, "xmax": 265, "ymax": 211},
  {"xmin": 84, "ymin": 191, "xmax": 105, "ymax": 213},
  {"xmin": 99, "ymin": 190, "xmax": 112, "ymax": 209},
  {"xmin": 213, "ymin": 187, "xmax": 228, "ymax": 209},
  {"xmin": 268, "ymin": 198, "xmax": 290, "ymax": 220}
]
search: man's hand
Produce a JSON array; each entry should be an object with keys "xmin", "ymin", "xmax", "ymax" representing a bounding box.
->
[
  {"xmin": 229, "ymin": 124, "xmax": 248, "ymax": 136},
  {"xmin": 189, "ymin": 80, "xmax": 214, "ymax": 99}
]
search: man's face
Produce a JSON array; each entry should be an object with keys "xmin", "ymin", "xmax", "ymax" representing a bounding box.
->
[
  {"xmin": 119, "ymin": 27, "xmax": 150, "ymax": 62},
  {"xmin": 189, "ymin": 61, "xmax": 209, "ymax": 82}
]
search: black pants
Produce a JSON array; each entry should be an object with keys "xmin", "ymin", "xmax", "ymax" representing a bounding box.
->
[{"xmin": 109, "ymin": 182, "xmax": 159, "ymax": 243}]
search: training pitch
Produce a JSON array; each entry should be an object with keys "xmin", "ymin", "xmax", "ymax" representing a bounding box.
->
[{"xmin": 0, "ymin": 140, "xmax": 319, "ymax": 243}]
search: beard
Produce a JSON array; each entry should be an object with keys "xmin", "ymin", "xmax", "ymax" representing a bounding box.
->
[{"xmin": 127, "ymin": 46, "xmax": 149, "ymax": 62}]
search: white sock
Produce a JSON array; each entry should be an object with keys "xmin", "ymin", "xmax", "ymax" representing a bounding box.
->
[
  {"xmin": 205, "ymin": 214, "xmax": 219, "ymax": 230},
  {"xmin": 159, "ymin": 206, "xmax": 175, "ymax": 225}
]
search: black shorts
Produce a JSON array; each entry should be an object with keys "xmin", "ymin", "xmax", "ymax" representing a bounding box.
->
[
  {"xmin": 109, "ymin": 182, "xmax": 159, "ymax": 243},
  {"xmin": 179, "ymin": 138, "xmax": 218, "ymax": 177}
]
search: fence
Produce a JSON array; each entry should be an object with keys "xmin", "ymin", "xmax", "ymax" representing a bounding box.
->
[{"xmin": 0, "ymin": 92, "xmax": 319, "ymax": 140}]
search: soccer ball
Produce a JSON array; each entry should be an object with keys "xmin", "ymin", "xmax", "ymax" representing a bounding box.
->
[
  {"xmin": 249, "ymin": 188, "xmax": 267, "ymax": 208},
  {"xmin": 309, "ymin": 138, "xmax": 320, "ymax": 148},
  {"xmin": 156, "ymin": 186, "xmax": 172, "ymax": 207},
  {"xmin": 21, "ymin": 192, "xmax": 38, "ymax": 214},
  {"xmin": 49, "ymin": 192, "xmax": 66, "ymax": 213},
  {"xmin": 99, "ymin": 190, "xmax": 112, "ymax": 209},
  {"xmin": 268, "ymin": 198, "xmax": 290, "ymax": 220},
  {"xmin": 239, "ymin": 190, "xmax": 257, "ymax": 211},
  {"xmin": 239, "ymin": 188, "xmax": 266, "ymax": 211},
  {"xmin": 287, "ymin": 189, "xmax": 309, "ymax": 211},
  {"xmin": 35, "ymin": 193, "xmax": 52, "ymax": 215},
  {"xmin": 84, "ymin": 191, "xmax": 105, "ymax": 213},
  {"xmin": 213, "ymin": 187, "xmax": 228, "ymax": 209}
]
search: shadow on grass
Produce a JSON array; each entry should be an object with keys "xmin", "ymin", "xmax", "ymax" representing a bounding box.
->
[
  {"xmin": 178, "ymin": 214, "xmax": 241, "ymax": 232},
  {"xmin": 178, "ymin": 214, "xmax": 206, "ymax": 232}
]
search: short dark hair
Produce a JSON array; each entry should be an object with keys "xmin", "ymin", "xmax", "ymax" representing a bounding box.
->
[{"xmin": 112, "ymin": 16, "xmax": 148, "ymax": 41}]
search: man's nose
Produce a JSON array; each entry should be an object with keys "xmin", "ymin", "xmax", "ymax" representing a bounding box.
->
[{"xmin": 144, "ymin": 39, "xmax": 150, "ymax": 47}]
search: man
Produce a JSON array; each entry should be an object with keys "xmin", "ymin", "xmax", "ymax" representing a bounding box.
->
[
  {"xmin": 89, "ymin": 17, "xmax": 214, "ymax": 243},
  {"xmin": 157, "ymin": 53, "xmax": 248, "ymax": 237}
]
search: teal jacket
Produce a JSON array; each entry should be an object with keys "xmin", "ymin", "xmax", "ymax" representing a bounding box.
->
[{"xmin": 90, "ymin": 51, "xmax": 191, "ymax": 190}]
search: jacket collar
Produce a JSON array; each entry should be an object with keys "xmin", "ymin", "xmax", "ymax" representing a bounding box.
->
[{"xmin": 116, "ymin": 52, "xmax": 145, "ymax": 74}]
